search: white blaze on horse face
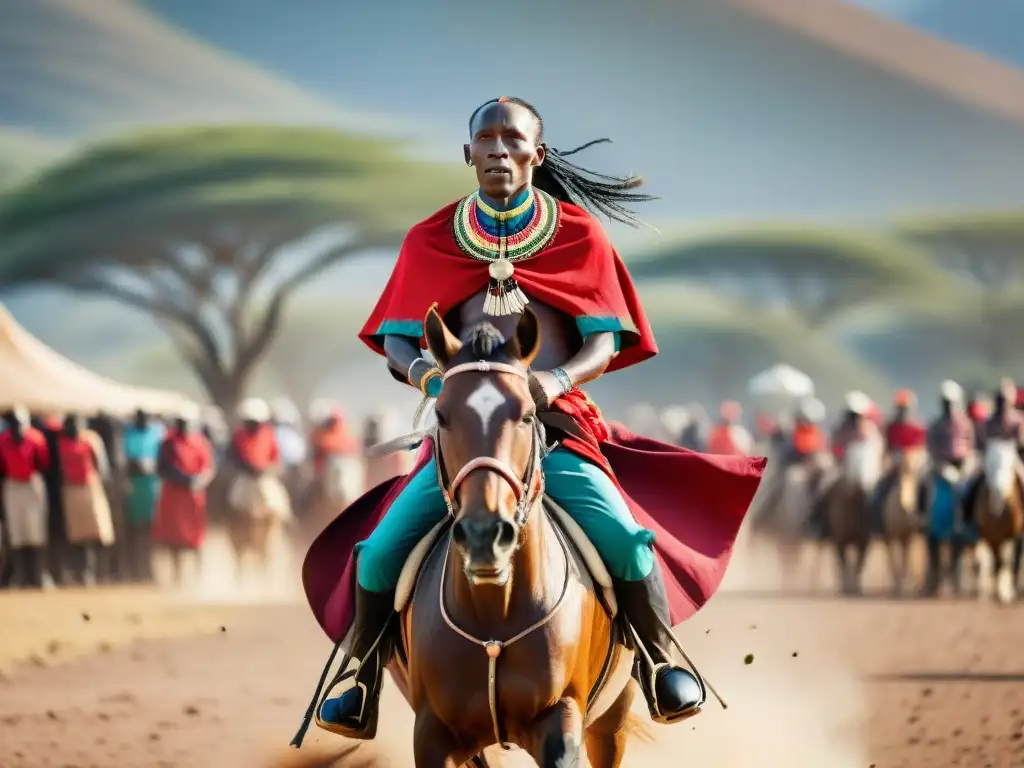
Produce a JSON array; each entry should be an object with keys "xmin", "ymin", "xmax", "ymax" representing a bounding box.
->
[
  {"xmin": 985, "ymin": 439, "xmax": 1018, "ymax": 512},
  {"xmin": 466, "ymin": 379, "xmax": 508, "ymax": 438}
]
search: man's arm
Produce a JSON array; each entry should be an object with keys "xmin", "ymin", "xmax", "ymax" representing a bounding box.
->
[
  {"xmin": 384, "ymin": 335, "xmax": 439, "ymax": 394},
  {"xmin": 530, "ymin": 331, "xmax": 618, "ymax": 407}
]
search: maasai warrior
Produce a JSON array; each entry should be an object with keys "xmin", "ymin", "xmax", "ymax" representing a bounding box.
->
[
  {"xmin": 153, "ymin": 407, "xmax": 216, "ymax": 582},
  {"xmin": 307, "ymin": 97, "xmax": 765, "ymax": 739},
  {"xmin": 226, "ymin": 399, "xmax": 291, "ymax": 521},
  {"xmin": 122, "ymin": 409, "xmax": 165, "ymax": 582},
  {"xmin": 0, "ymin": 406, "xmax": 50, "ymax": 588},
  {"xmin": 872, "ymin": 389, "xmax": 927, "ymax": 512},
  {"xmin": 830, "ymin": 391, "xmax": 881, "ymax": 461},
  {"xmin": 707, "ymin": 400, "xmax": 754, "ymax": 456},
  {"xmin": 961, "ymin": 379, "xmax": 1024, "ymax": 515},
  {"xmin": 58, "ymin": 414, "xmax": 115, "ymax": 585},
  {"xmin": 308, "ymin": 404, "xmax": 360, "ymax": 475}
]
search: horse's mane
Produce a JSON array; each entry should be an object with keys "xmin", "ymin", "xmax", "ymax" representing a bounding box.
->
[{"xmin": 459, "ymin": 322, "xmax": 527, "ymax": 365}]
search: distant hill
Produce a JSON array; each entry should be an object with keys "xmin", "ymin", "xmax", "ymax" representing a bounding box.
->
[
  {"xmin": 0, "ymin": 130, "xmax": 64, "ymax": 184},
  {"xmin": 0, "ymin": 0, "xmax": 359, "ymax": 140}
]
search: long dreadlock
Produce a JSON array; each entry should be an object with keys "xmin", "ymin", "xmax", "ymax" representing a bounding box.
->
[{"xmin": 468, "ymin": 97, "xmax": 658, "ymax": 229}]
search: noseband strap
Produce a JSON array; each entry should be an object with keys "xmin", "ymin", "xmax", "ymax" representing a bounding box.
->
[
  {"xmin": 448, "ymin": 457, "xmax": 524, "ymax": 503},
  {"xmin": 443, "ymin": 361, "xmax": 529, "ymax": 381}
]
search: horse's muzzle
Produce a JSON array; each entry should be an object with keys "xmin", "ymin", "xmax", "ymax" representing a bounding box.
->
[{"xmin": 452, "ymin": 514, "xmax": 519, "ymax": 583}]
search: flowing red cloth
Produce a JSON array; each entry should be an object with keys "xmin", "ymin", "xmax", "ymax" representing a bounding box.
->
[
  {"xmin": 359, "ymin": 198, "xmax": 657, "ymax": 373},
  {"xmin": 303, "ymin": 390, "xmax": 766, "ymax": 642},
  {"xmin": 885, "ymin": 419, "xmax": 927, "ymax": 451},
  {"xmin": 153, "ymin": 431, "xmax": 213, "ymax": 549}
]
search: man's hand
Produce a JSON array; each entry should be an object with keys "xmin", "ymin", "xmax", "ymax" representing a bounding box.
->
[{"xmin": 529, "ymin": 370, "xmax": 565, "ymax": 409}]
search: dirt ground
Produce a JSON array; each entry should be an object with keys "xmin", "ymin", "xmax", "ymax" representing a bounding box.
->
[{"xmin": 2, "ymin": 538, "xmax": 1024, "ymax": 768}]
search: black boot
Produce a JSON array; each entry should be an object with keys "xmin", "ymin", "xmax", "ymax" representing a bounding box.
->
[
  {"xmin": 615, "ymin": 568, "xmax": 705, "ymax": 723},
  {"xmin": 316, "ymin": 585, "xmax": 396, "ymax": 739}
]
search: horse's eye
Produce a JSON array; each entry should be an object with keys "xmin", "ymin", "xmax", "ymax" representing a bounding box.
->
[{"xmin": 522, "ymin": 412, "xmax": 536, "ymax": 426}]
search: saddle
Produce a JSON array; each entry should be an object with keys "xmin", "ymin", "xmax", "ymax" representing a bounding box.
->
[{"xmin": 394, "ymin": 496, "xmax": 618, "ymax": 618}]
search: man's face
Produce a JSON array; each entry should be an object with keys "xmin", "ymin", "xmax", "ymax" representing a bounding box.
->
[{"xmin": 465, "ymin": 102, "xmax": 545, "ymax": 201}]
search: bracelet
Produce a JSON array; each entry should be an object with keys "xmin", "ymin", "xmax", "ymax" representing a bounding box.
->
[
  {"xmin": 551, "ymin": 367, "xmax": 574, "ymax": 395},
  {"xmin": 419, "ymin": 367, "xmax": 443, "ymax": 398},
  {"xmin": 407, "ymin": 357, "xmax": 429, "ymax": 386}
]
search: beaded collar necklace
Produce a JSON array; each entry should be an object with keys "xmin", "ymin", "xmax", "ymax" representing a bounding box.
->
[{"xmin": 452, "ymin": 186, "xmax": 560, "ymax": 316}]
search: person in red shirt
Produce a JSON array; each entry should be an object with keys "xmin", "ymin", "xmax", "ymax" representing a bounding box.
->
[
  {"xmin": 58, "ymin": 415, "xmax": 113, "ymax": 586},
  {"xmin": 154, "ymin": 406, "xmax": 216, "ymax": 583},
  {"xmin": 706, "ymin": 400, "xmax": 754, "ymax": 456},
  {"xmin": 308, "ymin": 404, "xmax": 360, "ymax": 477},
  {"xmin": 227, "ymin": 398, "xmax": 291, "ymax": 521},
  {"xmin": 0, "ymin": 406, "xmax": 50, "ymax": 587},
  {"xmin": 873, "ymin": 389, "xmax": 927, "ymax": 514}
]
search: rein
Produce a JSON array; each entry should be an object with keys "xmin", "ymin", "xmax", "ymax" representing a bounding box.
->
[{"xmin": 434, "ymin": 359, "xmax": 568, "ymax": 750}]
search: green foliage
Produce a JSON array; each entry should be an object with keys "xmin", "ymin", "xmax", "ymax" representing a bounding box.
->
[{"xmin": 624, "ymin": 223, "xmax": 955, "ymax": 327}]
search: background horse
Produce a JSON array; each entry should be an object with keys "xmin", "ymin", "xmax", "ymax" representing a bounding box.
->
[
  {"xmin": 879, "ymin": 447, "xmax": 927, "ymax": 597},
  {"xmin": 225, "ymin": 472, "xmax": 292, "ymax": 588},
  {"xmin": 299, "ymin": 455, "xmax": 362, "ymax": 547},
  {"xmin": 825, "ymin": 437, "xmax": 883, "ymax": 595},
  {"xmin": 387, "ymin": 308, "xmax": 646, "ymax": 767},
  {"xmin": 971, "ymin": 439, "xmax": 1024, "ymax": 604}
]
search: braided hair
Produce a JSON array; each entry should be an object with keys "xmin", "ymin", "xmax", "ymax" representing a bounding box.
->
[{"xmin": 468, "ymin": 97, "xmax": 658, "ymax": 228}]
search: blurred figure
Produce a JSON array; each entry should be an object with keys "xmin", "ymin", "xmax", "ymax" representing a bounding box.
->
[
  {"xmin": 59, "ymin": 414, "xmax": 114, "ymax": 586},
  {"xmin": 0, "ymin": 405, "xmax": 50, "ymax": 588},
  {"xmin": 37, "ymin": 413, "xmax": 66, "ymax": 585},
  {"xmin": 271, "ymin": 397, "xmax": 307, "ymax": 510},
  {"xmin": 967, "ymin": 392, "xmax": 991, "ymax": 451},
  {"xmin": 122, "ymin": 409, "xmax": 164, "ymax": 582},
  {"xmin": 678, "ymin": 402, "xmax": 709, "ymax": 452},
  {"xmin": 308, "ymin": 404, "xmax": 360, "ymax": 481},
  {"xmin": 830, "ymin": 391, "xmax": 881, "ymax": 461},
  {"xmin": 784, "ymin": 398, "xmax": 827, "ymax": 466},
  {"xmin": 226, "ymin": 398, "xmax": 291, "ymax": 521},
  {"xmin": 304, "ymin": 403, "xmax": 361, "ymax": 538},
  {"xmin": 362, "ymin": 413, "xmax": 405, "ymax": 490},
  {"xmin": 921, "ymin": 379, "xmax": 976, "ymax": 596},
  {"xmin": 658, "ymin": 406, "xmax": 690, "ymax": 447},
  {"xmin": 154, "ymin": 405, "xmax": 215, "ymax": 585},
  {"xmin": 624, "ymin": 403, "xmax": 659, "ymax": 438},
  {"xmin": 706, "ymin": 400, "xmax": 754, "ymax": 456},
  {"xmin": 873, "ymin": 389, "xmax": 927, "ymax": 508},
  {"xmin": 962, "ymin": 379, "xmax": 1024, "ymax": 514}
]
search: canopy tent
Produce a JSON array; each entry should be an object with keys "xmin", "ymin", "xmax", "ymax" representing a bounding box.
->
[
  {"xmin": 0, "ymin": 304, "xmax": 195, "ymax": 417},
  {"xmin": 747, "ymin": 363, "xmax": 816, "ymax": 398}
]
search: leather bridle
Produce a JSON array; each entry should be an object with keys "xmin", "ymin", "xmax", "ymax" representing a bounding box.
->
[{"xmin": 436, "ymin": 360, "xmax": 546, "ymax": 533}]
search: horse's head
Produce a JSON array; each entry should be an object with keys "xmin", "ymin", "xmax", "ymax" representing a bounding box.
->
[
  {"xmin": 984, "ymin": 439, "xmax": 1018, "ymax": 510},
  {"xmin": 424, "ymin": 304, "xmax": 543, "ymax": 585}
]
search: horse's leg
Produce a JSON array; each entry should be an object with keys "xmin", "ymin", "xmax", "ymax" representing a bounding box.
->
[
  {"xmin": 584, "ymin": 684, "xmax": 636, "ymax": 768},
  {"xmin": 885, "ymin": 536, "xmax": 901, "ymax": 597},
  {"xmin": 412, "ymin": 708, "xmax": 461, "ymax": 768},
  {"xmin": 525, "ymin": 696, "xmax": 585, "ymax": 768},
  {"xmin": 996, "ymin": 538, "xmax": 1017, "ymax": 604},
  {"xmin": 852, "ymin": 539, "xmax": 868, "ymax": 596},
  {"xmin": 833, "ymin": 539, "xmax": 848, "ymax": 596},
  {"xmin": 975, "ymin": 539, "xmax": 994, "ymax": 601}
]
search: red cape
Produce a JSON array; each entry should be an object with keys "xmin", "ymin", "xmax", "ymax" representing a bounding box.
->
[
  {"xmin": 303, "ymin": 390, "xmax": 766, "ymax": 642},
  {"xmin": 359, "ymin": 196, "xmax": 657, "ymax": 373}
]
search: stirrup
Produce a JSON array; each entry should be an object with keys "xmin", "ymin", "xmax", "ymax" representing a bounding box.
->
[
  {"xmin": 640, "ymin": 661, "xmax": 706, "ymax": 725},
  {"xmin": 313, "ymin": 663, "xmax": 381, "ymax": 740}
]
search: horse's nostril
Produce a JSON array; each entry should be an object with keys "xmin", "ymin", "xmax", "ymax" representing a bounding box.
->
[
  {"xmin": 452, "ymin": 519, "xmax": 469, "ymax": 548},
  {"xmin": 495, "ymin": 520, "xmax": 517, "ymax": 551}
]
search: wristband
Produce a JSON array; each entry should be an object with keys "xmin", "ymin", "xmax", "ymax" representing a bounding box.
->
[
  {"xmin": 407, "ymin": 357, "xmax": 429, "ymax": 386},
  {"xmin": 551, "ymin": 367, "xmax": 574, "ymax": 395},
  {"xmin": 419, "ymin": 367, "xmax": 443, "ymax": 398}
]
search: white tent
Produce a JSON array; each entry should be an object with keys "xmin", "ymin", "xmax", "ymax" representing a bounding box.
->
[
  {"xmin": 747, "ymin": 363, "xmax": 815, "ymax": 398},
  {"xmin": 0, "ymin": 304, "xmax": 195, "ymax": 417}
]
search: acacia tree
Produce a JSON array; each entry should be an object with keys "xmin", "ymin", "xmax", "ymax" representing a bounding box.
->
[
  {"xmin": 0, "ymin": 125, "xmax": 469, "ymax": 412},
  {"xmin": 626, "ymin": 224, "xmax": 954, "ymax": 329},
  {"xmin": 894, "ymin": 211, "xmax": 1024, "ymax": 373}
]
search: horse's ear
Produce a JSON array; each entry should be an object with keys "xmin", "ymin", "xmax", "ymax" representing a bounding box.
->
[
  {"xmin": 424, "ymin": 304, "xmax": 462, "ymax": 369},
  {"xmin": 505, "ymin": 307, "xmax": 542, "ymax": 368}
]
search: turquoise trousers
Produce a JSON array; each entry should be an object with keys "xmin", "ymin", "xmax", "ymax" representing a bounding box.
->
[{"xmin": 356, "ymin": 447, "xmax": 656, "ymax": 592}]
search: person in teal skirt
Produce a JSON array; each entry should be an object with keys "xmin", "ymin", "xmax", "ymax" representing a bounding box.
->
[{"xmin": 122, "ymin": 409, "xmax": 165, "ymax": 582}]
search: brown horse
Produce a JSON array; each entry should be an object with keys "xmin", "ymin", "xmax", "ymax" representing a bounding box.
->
[
  {"xmin": 824, "ymin": 437, "xmax": 883, "ymax": 595},
  {"xmin": 224, "ymin": 471, "xmax": 291, "ymax": 588},
  {"xmin": 970, "ymin": 439, "xmax": 1024, "ymax": 604},
  {"xmin": 380, "ymin": 308, "xmax": 649, "ymax": 766},
  {"xmin": 879, "ymin": 447, "xmax": 927, "ymax": 597}
]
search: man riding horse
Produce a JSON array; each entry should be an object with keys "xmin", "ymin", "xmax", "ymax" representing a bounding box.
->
[
  {"xmin": 301, "ymin": 97, "xmax": 765, "ymax": 742},
  {"xmin": 961, "ymin": 379, "xmax": 1024, "ymax": 516}
]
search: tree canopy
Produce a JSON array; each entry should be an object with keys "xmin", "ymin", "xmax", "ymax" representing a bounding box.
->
[
  {"xmin": 0, "ymin": 124, "xmax": 471, "ymax": 411},
  {"xmin": 624, "ymin": 223, "xmax": 955, "ymax": 328}
]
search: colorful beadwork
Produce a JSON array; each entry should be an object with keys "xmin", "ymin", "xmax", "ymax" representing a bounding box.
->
[{"xmin": 453, "ymin": 188, "xmax": 560, "ymax": 264}]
